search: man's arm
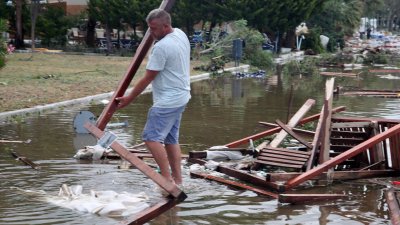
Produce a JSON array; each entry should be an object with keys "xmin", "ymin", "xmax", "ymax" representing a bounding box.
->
[{"xmin": 116, "ymin": 70, "xmax": 159, "ymax": 109}]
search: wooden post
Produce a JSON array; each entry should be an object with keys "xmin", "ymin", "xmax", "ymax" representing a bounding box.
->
[
  {"xmin": 96, "ymin": 0, "xmax": 176, "ymax": 130},
  {"xmin": 319, "ymin": 78, "xmax": 334, "ymax": 163}
]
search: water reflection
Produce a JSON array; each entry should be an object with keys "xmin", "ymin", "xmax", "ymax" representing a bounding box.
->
[{"xmin": 1, "ymin": 71, "xmax": 400, "ymax": 224}]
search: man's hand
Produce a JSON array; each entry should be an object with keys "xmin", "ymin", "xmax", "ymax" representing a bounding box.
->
[{"xmin": 115, "ymin": 96, "xmax": 133, "ymax": 109}]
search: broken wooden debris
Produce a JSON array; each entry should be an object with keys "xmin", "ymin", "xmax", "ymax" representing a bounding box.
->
[
  {"xmin": 225, "ymin": 106, "xmax": 346, "ymax": 148},
  {"xmin": 340, "ymin": 89, "xmax": 400, "ymax": 98},
  {"xmin": 285, "ymin": 123, "xmax": 400, "ymax": 190},
  {"xmin": 278, "ymin": 193, "xmax": 347, "ymax": 204},
  {"xmin": 0, "ymin": 139, "xmax": 32, "ymax": 144},
  {"xmin": 369, "ymin": 69, "xmax": 400, "ymax": 73},
  {"xmin": 266, "ymin": 170, "xmax": 400, "ymax": 182},
  {"xmin": 10, "ymin": 150, "xmax": 41, "ymax": 170},
  {"xmin": 190, "ymin": 171, "xmax": 278, "ymax": 198},
  {"xmin": 188, "ymin": 158, "xmax": 283, "ymax": 192},
  {"xmin": 320, "ymin": 71, "xmax": 358, "ymax": 77},
  {"xmin": 255, "ymin": 147, "xmax": 311, "ymax": 170}
]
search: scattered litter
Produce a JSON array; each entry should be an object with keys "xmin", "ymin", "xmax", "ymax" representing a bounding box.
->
[
  {"xmin": 377, "ymin": 74, "xmax": 400, "ymax": 80},
  {"xmin": 74, "ymin": 144, "xmax": 112, "ymax": 160},
  {"xmin": 206, "ymin": 150, "xmax": 244, "ymax": 161},
  {"xmin": 233, "ymin": 70, "xmax": 266, "ymax": 79}
]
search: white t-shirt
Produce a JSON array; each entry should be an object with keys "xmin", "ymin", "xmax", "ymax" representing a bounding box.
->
[{"xmin": 146, "ymin": 28, "xmax": 191, "ymax": 108}]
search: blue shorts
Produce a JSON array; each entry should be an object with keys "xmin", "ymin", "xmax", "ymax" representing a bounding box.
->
[{"xmin": 142, "ymin": 105, "xmax": 186, "ymax": 144}]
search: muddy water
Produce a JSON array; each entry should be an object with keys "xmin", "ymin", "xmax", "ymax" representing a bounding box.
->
[{"xmin": 1, "ymin": 70, "xmax": 400, "ymax": 224}]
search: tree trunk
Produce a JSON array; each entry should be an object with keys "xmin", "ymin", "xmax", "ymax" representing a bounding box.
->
[
  {"xmin": 85, "ymin": 18, "xmax": 96, "ymax": 47},
  {"xmin": 14, "ymin": 0, "xmax": 24, "ymax": 49},
  {"xmin": 30, "ymin": 1, "xmax": 40, "ymax": 50}
]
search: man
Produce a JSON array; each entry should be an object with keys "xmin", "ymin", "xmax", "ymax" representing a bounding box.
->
[{"xmin": 116, "ymin": 9, "xmax": 191, "ymax": 186}]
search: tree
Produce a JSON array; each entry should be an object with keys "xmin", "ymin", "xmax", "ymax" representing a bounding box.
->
[
  {"xmin": 35, "ymin": 5, "xmax": 71, "ymax": 47},
  {"xmin": 307, "ymin": 0, "xmax": 364, "ymax": 51}
]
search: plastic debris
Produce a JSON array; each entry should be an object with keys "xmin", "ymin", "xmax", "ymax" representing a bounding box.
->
[{"xmin": 233, "ymin": 70, "xmax": 266, "ymax": 79}]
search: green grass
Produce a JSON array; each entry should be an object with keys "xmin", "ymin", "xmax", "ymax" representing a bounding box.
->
[{"xmin": 0, "ymin": 52, "xmax": 212, "ymax": 112}]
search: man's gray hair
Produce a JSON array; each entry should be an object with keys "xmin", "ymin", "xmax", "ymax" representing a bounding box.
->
[{"xmin": 146, "ymin": 9, "xmax": 171, "ymax": 25}]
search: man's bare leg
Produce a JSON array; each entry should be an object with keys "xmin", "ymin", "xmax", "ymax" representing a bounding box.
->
[
  {"xmin": 165, "ymin": 144, "xmax": 182, "ymax": 185},
  {"xmin": 145, "ymin": 141, "xmax": 173, "ymax": 183}
]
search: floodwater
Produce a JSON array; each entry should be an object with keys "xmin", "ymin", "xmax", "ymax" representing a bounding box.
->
[{"xmin": 1, "ymin": 67, "xmax": 400, "ymax": 225}]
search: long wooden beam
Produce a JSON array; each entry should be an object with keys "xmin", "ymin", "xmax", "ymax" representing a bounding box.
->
[
  {"xmin": 85, "ymin": 123, "xmax": 186, "ymax": 199},
  {"xmin": 190, "ymin": 171, "xmax": 278, "ymax": 198},
  {"xmin": 96, "ymin": 0, "xmax": 176, "ymax": 130},
  {"xmin": 120, "ymin": 197, "xmax": 184, "ymax": 225},
  {"xmin": 285, "ymin": 123, "xmax": 400, "ymax": 190},
  {"xmin": 266, "ymin": 170, "xmax": 400, "ymax": 182},
  {"xmin": 224, "ymin": 106, "xmax": 346, "ymax": 148}
]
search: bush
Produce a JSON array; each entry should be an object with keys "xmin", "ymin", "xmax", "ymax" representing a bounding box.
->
[
  {"xmin": 301, "ymin": 28, "xmax": 324, "ymax": 54},
  {"xmin": 246, "ymin": 49, "xmax": 274, "ymax": 69}
]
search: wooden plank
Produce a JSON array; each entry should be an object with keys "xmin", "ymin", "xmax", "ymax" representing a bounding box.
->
[
  {"xmin": 188, "ymin": 158, "xmax": 283, "ymax": 191},
  {"xmin": 368, "ymin": 121, "xmax": 385, "ymax": 168},
  {"xmin": 96, "ymin": 0, "xmax": 176, "ymax": 130},
  {"xmin": 254, "ymin": 160, "xmax": 304, "ymax": 169},
  {"xmin": 262, "ymin": 147, "xmax": 311, "ymax": 156},
  {"xmin": 369, "ymin": 69, "xmax": 400, "ymax": 73},
  {"xmin": 258, "ymin": 153, "xmax": 309, "ymax": 162},
  {"xmin": 331, "ymin": 122, "xmax": 372, "ymax": 129},
  {"xmin": 285, "ymin": 123, "xmax": 400, "ymax": 190},
  {"xmin": 10, "ymin": 151, "xmax": 41, "ymax": 170},
  {"xmin": 216, "ymin": 165, "xmax": 284, "ymax": 192},
  {"xmin": 267, "ymin": 170, "xmax": 400, "ymax": 182},
  {"xmin": 85, "ymin": 123, "xmax": 186, "ymax": 199},
  {"xmin": 330, "ymin": 130, "xmax": 368, "ymax": 138},
  {"xmin": 261, "ymin": 99, "xmax": 315, "ymax": 150},
  {"xmin": 386, "ymin": 188, "xmax": 400, "ymax": 225},
  {"xmin": 190, "ymin": 171, "xmax": 278, "ymax": 198},
  {"xmin": 275, "ymin": 119, "xmax": 312, "ymax": 149},
  {"xmin": 278, "ymin": 193, "xmax": 347, "ymax": 204},
  {"xmin": 320, "ymin": 71, "xmax": 357, "ymax": 77},
  {"xmin": 257, "ymin": 156, "xmax": 308, "ymax": 165},
  {"xmin": 306, "ymin": 105, "xmax": 324, "ymax": 171},
  {"xmin": 390, "ymin": 129, "xmax": 400, "ymax": 170},
  {"xmin": 258, "ymin": 121, "xmax": 315, "ymax": 140},
  {"xmin": 319, "ymin": 78, "xmax": 334, "ymax": 163},
  {"xmin": 330, "ymin": 137, "xmax": 365, "ymax": 145},
  {"xmin": 224, "ymin": 106, "xmax": 346, "ymax": 148},
  {"xmin": 120, "ymin": 198, "xmax": 183, "ymax": 225},
  {"xmin": 330, "ymin": 145, "xmax": 355, "ymax": 151}
]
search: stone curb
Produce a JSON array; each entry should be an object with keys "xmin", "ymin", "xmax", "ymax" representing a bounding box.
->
[{"xmin": 0, "ymin": 64, "xmax": 249, "ymax": 121}]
